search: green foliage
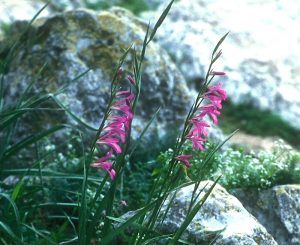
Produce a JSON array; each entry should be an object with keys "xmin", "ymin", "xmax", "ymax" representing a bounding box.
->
[
  {"xmin": 117, "ymin": 0, "xmax": 150, "ymax": 14},
  {"xmin": 158, "ymin": 139, "xmax": 300, "ymax": 190},
  {"xmin": 156, "ymin": 141, "xmax": 219, "ymax": 183},
  {"xmin": 82, "ymin": 0, "xmax": 151, "ymax": 14},
  {"xmin": 219, "ymin": 101, "xmax": 300, "ymax": 148},
  {"xmin": 0, "ymin": 23, "xmax": 12, "ymax": 36},
  {"xmin": 0, "ymin": 1, "xmax": 233, "ymax": 244}
]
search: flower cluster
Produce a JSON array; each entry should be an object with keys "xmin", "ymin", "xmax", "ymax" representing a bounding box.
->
[
  {"xmin": 91, "ymin": 74, "xmax": 136, "ymax": 180},
  {"xmin": 176, "ymin": 73, "xmax": 227, "ymax": 168}
]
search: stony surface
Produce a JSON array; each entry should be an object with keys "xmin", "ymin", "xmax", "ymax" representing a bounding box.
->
[
  {"xmin": 158, "ymin": 181, "xmax": 277, "ymax": 244},
  {"xmin": 142, "ymin": 0, "xmax": 300, "ymax": 130},
  {"xmin": 231, "ymin": 184, "xmax": 300, "ymax": 245},
  {"xmin": 1, "ymin": 7, "xmax": 191, "ymax": 145},
  {"xmin": 0, "ymin": 0, "xmax": 82, "ymax": 27}
]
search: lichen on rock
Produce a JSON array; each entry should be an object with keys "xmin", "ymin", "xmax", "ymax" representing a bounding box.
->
[{"xmin": 1, "ymin": 7, "xmax": 191, "ymax": 146}]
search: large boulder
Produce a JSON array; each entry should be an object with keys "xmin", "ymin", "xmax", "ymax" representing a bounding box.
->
[
  {"xmin": 158, "ymin": 181, "xmax": 277, "ymax": 244},
  {"xmin": 1, "ymin": 8, "xmax": 191, "ymax": 146},
  {"xmin": 0, "ymin": 0, "xmax": 83, "ymax": 28},
  {"xmin": 232, "ymin": 185, "xmax": 300, "ymax": 245},
  {"xmin": 142, "ymin": 0, "xmax": 300, "ymax": 130}
]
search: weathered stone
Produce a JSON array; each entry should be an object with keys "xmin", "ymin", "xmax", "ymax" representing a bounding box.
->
[
  {"xmin": 158, "ymin": 181, "xmax": 277, "ymax": 244},
  {"xmin": 231, "ymin": 185, "xmax": 300, "ymax": 244},
  {"xmin": 1, "ymin": 8, "xmax": 191, "ymax": 147},
  {"xmin": 142, "ymin": 0, "xmax": 300, "ymax": 130}
]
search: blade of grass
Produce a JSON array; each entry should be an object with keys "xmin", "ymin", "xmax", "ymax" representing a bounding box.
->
[
  {"xmin": 0, "ymin": 193, "xmax": 22, "ymax": 240},
  {"xmin": 2, "ymin": 124, "xmax": 68, "ymax": 161},
  {"xmin": 0, "ymin": 221, "xmax": 23, "ymax": 245},
  {"xmin": 78, "ymin": 131, "xmax": 88, "ymax": 245},
  {"xmin": 51, "ymin": 95, "xmax": 97, "ymax": 131},
  {"xmin": 23, "ymin": 223, "xmax": 56, "ymax": 245},
  {"xmin": 212, "ymin": 32, "xmax": 229, "ymax": 58},
  {"xmin": 147, "ymin": 0, "xmax": 175, "ymax": 44}
]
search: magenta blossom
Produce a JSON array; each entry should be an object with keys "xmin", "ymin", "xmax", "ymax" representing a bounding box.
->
[
  {"xmin": 91, "ymin": 150, "xmax": 116, "ymax": 180},
  {"xmin": 186, "ymin": 135, "xmax": 206, "ymax": 151},
  {"xmin": 211, "ymin": 71, "xmax": 226, "ymax": 76},
  {"xmin": 97, "ymin": 134, "xmax": 122, "ymax": 154},
  {"xmin": 93, "ymin": 75, "xmax": 135, "ymax": 181},
  {"xmin": 116, "ymin": 90, "xmax": 135, "ymax": 103},
  {"xmin": 189, "ymin": 119, "xmax": 210, "ymax": 137},
  {"xmin": 127, "ymin": 75, "xmax": 136, "ymax": 86},
  {"xmin": 175, "ymin": 154, "xmax": 193, "ymax": 168},
  {"xmin": 205, "ymin": 83, "xmax": 227, "ymax": 101},
  {"xmin": 109, "ymin": 115, "xmax": 131, "ymax": 130},
  {"xmin": 184, "ymin": 82, "xmax": 226, "ymax": 152},
  {"xmin": 199, "ymin": 104, "xmax": 221, "ymax": 124},
  {"xmin": 103, "ymin": 124, "xmax": 126, "ymax": 143}
]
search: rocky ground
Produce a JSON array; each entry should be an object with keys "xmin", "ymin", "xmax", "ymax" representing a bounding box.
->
[{"xmin": 1, "ymin": 1, "xmax": 299, "ymax": 244}]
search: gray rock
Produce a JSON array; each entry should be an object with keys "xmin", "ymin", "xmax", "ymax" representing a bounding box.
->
[
  {"xmin": 231, "ymin": 185, "xmax": 300, "ymax": 245},
  {"xmin": 158, "ymin": 181, "xmax": 277, "ymax": 244},
  {"xmin": 1, "ymin": 8, "xmax": 191, "ymax": 147},
  {"xmin": 142, "ymin": 0, "xmax": 300, "ymax": 130}
]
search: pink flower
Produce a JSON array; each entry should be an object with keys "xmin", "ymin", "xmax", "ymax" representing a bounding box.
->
[
  {"xmin": 175, "ymin": 154, "xmax": 193, "ymax": 168},
  {"xmin": 211, "ymin": 71, "xmax": 226, "ymax": 76},
  {"xmin": 111, "ymin": 102, "xmax": 134, "ymax": 120},
  {"xmin": 103, "ymin": 124, "xmax": 126, "ymax": 143},
  {"xmin": 186, "ymin": 136, "xmax": 206, "ymax": 151},
  {"xmin": 199, "ymin": 104, "xmax": 221, "ymax": 124},
  {"xmin": 184, "ymin": 83, "xmax": 226, "ymax": 152},
  {"xmin": 109, "ymin": 115, "xmax": 131, "ymax": 130},
  {"xmin": 92, "ymin": 83, "xmax": 135, "ymax": 181},
  {"xmin": 127, "ymin": 75, "xmax": 136, "ymax": 85},
  {"xmin": 189, "ymin": 119, "xmax": 210, "ymax": 137},
  {"xmin": 91, "ymin": 150, "xmax": 116, "ymax": 180},
  {"xmin": 204, "ymin": 94, "xmax": 223, "ymax": 109},
  {"xmin": 116, "ymin": 90, "xmax": 135, "ymax": 103},
  {"xmin": 205, "ymin": 83, "xmax": 227, "ymax": 101},
  {"xmin": 97, "ymin": 135, "xmax": 122, "ymax": 154}
]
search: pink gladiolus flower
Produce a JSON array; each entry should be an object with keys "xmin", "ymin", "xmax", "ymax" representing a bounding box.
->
[
  {"xmin": 205, "ymin": 83, "xmax": 227, "ymax": 101},
  {"xmin": 189, "ymin": 119, "xmax": 210, "ymax": 137},
  {"xmin": 103, "ymin": 124, "xmax": 126, "ymax": 143},
  {"xmin": 116, "ymin": 91, "xmax": 135, "ymax": 103},
  {"xmin": 91, "ymin": 150, "xmax": 116, "ymax": 180},
  {"xmin": 199, "ymin": 104, "xmax": 221, "ymax": 124},
  {"xmin": 97, "ymin": 136, "xmax": 122, "ymax": 154},
  {"xmin": 211, "ymin": 71, "xmax": 226, "ymax": 76},
  {"xmin": 175, "ymin": 154, "xmax": 193, "ymax": 168},
  {"xmin": 127, "ymin": 75, "xmax": 136, "ymax": 85},
  {"xmin": 93, "ymin": 82, "xmax": 135, "ymax": 181},
  {"xmin": 111, "ymin": 101, "xmax": 134, "ymax": 119},
  {"xmin": 204, "ymin": 94, "xmax": 223, "ymax": 109},
  {"xmin": 185, "ymin": 83, "xmax": 226, "ymax": 152},
  {"xmin": 186, "ymin": 136, "xmax": 206, "ymax": 151},
  {"xmin": 109, "ymin": 115, "xmax": 131, "ymax": 130}
]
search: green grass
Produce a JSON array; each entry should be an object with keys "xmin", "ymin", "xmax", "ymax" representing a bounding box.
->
[
  {"xmin": 219, "ymin": 101, "xmax": 300, "ymax": 148},
  {"xmin": 82, "ymin": 0, "xmax": 152, "ymax": 14}
]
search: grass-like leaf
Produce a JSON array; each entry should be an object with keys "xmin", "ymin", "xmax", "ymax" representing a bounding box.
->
[
  {"xmin": 147, "ymin": 0, "xmax": 175, "ymax": 44},
  {"xmin": 0, "ymin": 221, "xmax": 23, "ymax": 244},
  {"xmin": 212, "ymin": 32, "xmax": 229, "ymax": 58},
  {"xmin": 2, "ymin": 124, "xmax": 68, "ymax": 161}
]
